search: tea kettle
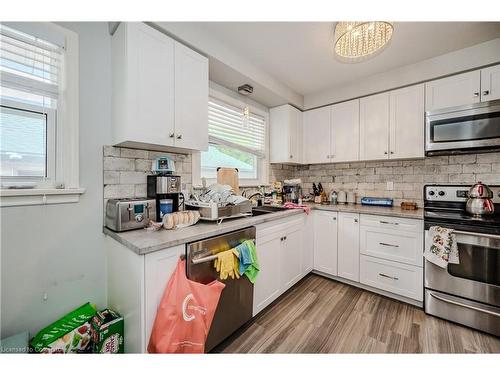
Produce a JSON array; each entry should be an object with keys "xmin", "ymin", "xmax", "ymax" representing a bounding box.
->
[{"xmin": 466, "ymin": 181, "xmax": 494, "ymax": 216}]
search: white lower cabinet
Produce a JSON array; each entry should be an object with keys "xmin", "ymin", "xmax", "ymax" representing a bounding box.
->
[
  {"xmin": 144, "ymin": 244, "xmax": 185, "ymax": 350},
  {"xmin": 253, "ymin": 215, "xmax": 306, "ymax": 316},
  {"xmin": 281, "ymin": 224, "xmax": 304, "ymax": 290},
  {"xmin": 360, "ymin": 214, "xmax": 424, "ymax": 267},
  {"xmin": 359, "ymin": 255, "xmax": 423, "ymax": 301},
  {"xmin": 313, "ymin": 210, "xmax": 338, "ymax": 275},
  {"xmin": 337, "ymin": 212, "xmax": 360, "ymax": 282},
  {"xmin": 253, "ymin": 228, "xmax": 283, "ymax": 315}
]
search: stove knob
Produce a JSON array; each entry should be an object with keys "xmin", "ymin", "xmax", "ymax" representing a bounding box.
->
[
  {"xmin": 428, "ymin": 191, "xmax": 435, "ymax": 196},
  {"xmin": 438, "ymin": 191, "xmax": 445, "ymax": 196}
]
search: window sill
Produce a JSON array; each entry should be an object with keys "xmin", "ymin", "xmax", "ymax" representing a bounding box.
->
[{"xmin": 0, "ymin": 188, "xmax": 86, "ymax": 207}]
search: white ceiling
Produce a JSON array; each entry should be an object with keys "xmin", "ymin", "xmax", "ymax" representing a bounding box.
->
[{"xmin": 194, "ymin": 22, "xmax": 500, "ymax": 95}]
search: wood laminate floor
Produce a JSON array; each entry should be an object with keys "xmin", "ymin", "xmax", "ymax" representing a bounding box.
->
[{"xmin": 216, "ymin": 274, "xmax": 500, "ymax": 353}]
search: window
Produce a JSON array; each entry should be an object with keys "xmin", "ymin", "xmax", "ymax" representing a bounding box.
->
[
  {"xmin": 0, "ymin": 23, "xmax": 82, "ymax": 206},
  {"xmin": 196, "ymin": 96, "xmax": 269, "ymax": 186}
]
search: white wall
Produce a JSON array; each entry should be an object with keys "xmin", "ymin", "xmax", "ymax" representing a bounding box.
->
[
  {"xmin": 0, "ymin": 22, "xmax": 111, "ymax": 339},
  {"xmin": 305, "ymin": 38, "xmax": 500, "ymax": 109}
]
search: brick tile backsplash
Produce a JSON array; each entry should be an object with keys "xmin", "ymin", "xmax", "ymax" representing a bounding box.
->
[
  {"xmin": 269, "ymin": 151, "xmax": 500, "ymax": 208},
  {"xmin": 103, "ymin": 146, "xmax": 192, "ymax": 201}
]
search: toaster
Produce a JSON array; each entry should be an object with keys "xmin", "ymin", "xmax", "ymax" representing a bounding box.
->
[{"xmin": 105, "ymin": 198, "xmax": 156, "ymax": 232}]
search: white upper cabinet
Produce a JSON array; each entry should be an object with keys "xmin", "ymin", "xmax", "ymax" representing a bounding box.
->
[
  {"xmin": 303, "ymin": 106, "xmax": 331, "ymax": 164},
  {"xmin": 425, "ymin": 70, "xmax": 481, "ymax": 111},
  {"xmin": 112, "ymin": 22, "xmax": 208, "ymax": 152},
  {"xmin": 359, "ymin": 85, "xmax": 424, "ymax": 161},
  {"xmin": 330, "ymin": 99, "xmax": 360, "ymax": 163},
  {"xmin": 481, "ymin": 64, "xmax": 500, "ymax": 102},
  {"xmin": 270, "ymin": 104, "xmax": 303, "ymax": 164},
  {"xmin": 112, "ymin": 22, "xmax": 175, "ymax": 149},
  {"xmin": 174, "ymin": 42, "xmax": 209, "ymax": 151},
  {"xmin": 359, "ymin": 92, "xmax": 390, "ymax": 161},
  {"xmin": 389, "ymin": 84, "xmax": 425, "ymax": 159}
]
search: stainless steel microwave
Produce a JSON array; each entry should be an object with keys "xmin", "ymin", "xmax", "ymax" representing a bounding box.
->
[{"xmin": 425, "ymin": 99, "xmax": 500, "ymax": 155}]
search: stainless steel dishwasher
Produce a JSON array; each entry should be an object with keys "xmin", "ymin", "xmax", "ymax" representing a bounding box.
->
[{"xmin": 186, "ymin": 226, "xmax": 255, "ymax": 352}]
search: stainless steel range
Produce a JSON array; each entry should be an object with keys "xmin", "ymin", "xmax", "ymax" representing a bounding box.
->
[{"xmin": 424, "ymin": 184, "xmax": 500, "ymax": 336}]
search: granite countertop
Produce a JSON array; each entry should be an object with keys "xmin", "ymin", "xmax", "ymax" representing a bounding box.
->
[
  {"xmin": 104, "ymin": 203, "xmax": 423, "ymax": 255},
  {"xmin": 103, "ymin": 208, "xmax": 305, "ymax": 255}
]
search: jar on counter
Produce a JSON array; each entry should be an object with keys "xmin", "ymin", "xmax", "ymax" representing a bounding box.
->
[{"xmin": 330, "ymin": 190, "xmax": 338, "ymax": 205}]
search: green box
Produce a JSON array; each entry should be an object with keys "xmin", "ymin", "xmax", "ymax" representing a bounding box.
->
[
  {"xmin": 90, "ymin": 309, "xmax": 124, "ymax": 353},
  {"xmin": 30, "ymin": 302, "xmax": 96, "ymax": 353}
]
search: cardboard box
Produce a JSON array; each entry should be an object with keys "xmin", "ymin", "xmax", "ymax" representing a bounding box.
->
[
  {"xmin": 30, "ymin": 303, "xmax": 96, "ymax": 353},
  {"xmin": 90, "ymin": 309, "xmax": 124, "ymax": 353}
]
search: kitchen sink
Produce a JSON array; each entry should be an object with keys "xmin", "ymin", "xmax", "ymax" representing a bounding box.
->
[{"xmin": 251, "ymin": 205, "xmax": 288, "ymax": 216}]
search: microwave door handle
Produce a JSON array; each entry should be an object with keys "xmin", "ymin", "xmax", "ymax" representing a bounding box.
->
[{"xmin": 429, "ymin": 292, "xmax": 500, "ymax": 318}]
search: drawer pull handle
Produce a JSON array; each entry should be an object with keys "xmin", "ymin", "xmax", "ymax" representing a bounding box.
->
[
  {"xmin": 379, "ymin": 273, "xmax": 399, "ymax": 281},
  {"xmin": 380, "ymin": 220, "xmax": 398, "ymax": 225},
  {"xmin": 379, "ymin": 242, "xmax": 399, "ymax": 248}
]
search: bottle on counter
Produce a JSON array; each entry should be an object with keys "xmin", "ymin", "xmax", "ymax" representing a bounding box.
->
[{"xmin": 330, "ymin": 190, "xmax": 338, "ymax": 205}]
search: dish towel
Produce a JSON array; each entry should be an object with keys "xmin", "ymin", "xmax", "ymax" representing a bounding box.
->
[
  {"xmin": 424, "ymin": 226, "xmax": 460, "ymax": 268},
  {"xmin": 236, "ymin": 241, "xmax": 254, "ymax": 275},
  {"xmin": 283, "ymin": 202, "xmax": 311, "ymax": 215},
  {"xmin": 214, "ymin": 249, "xmax": 240, "ymax": 280},
  {"xmin": 238, "ymin": 240, "xmax": 259, "ymax": 283}
]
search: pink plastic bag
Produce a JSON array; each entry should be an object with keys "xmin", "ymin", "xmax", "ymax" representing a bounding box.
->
[{"xmin": 148, "ymin": 259, "xmax": 225, "ymax": 353}]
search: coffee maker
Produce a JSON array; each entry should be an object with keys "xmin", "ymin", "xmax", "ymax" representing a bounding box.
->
[
  {"xmin": 147, "ymin": 156, "xmax": 183, "ymax": 221},
  {"xmin": 282, "ymin": 183, "xmax": 302, "ymax": 204}
]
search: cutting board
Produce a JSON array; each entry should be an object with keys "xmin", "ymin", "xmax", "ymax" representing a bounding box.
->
[{"xmin": 217, "ymin": 167, "xmax": 240, "ymax": 194}]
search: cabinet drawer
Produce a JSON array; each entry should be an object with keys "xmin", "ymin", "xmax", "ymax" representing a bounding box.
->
[
  {"xmin": 359, "ymin": 255, "xmax": 423, "ymax": 301},
  {"xmin": 360, "ymin": 214, "xmax": 422, "ymax": 233},
  {"xmin": 360, "ymin": 226, "xmax": 423, "ymax": 266}
]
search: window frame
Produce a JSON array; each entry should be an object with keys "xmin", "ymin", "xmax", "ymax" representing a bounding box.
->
[
  {"xmin": 192, "ymin": 88, "xmax": 270, "ymax": 188},
  {"xmin": 0, "ymin": 22, "xmax": 83, "ymax": 207}
]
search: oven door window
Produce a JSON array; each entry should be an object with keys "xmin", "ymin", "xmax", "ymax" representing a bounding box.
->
[
  {"xmin": 448, "ymin": 233, "xmax": 500, "ymax": 287},
  {"xmin": 429, "ymin": 111, "xmax": 500, "ymax": 143}
]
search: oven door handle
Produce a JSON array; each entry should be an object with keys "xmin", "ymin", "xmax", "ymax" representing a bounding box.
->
[
  {"xmin": 429, "ymin": 292, "xmax": 500, "ymax": 317},
  {"xmin": 452, "ymin": 230, "xmax": 500, "ymax": 240}
]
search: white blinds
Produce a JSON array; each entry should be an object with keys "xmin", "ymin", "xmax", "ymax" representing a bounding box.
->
[
  {"xmin": 0, "ymin": 24, "xmax": 63, "ymax": 99},
  {"xmin": 208, "ymin": 98, "xmax": 267, "ymax": 158}
]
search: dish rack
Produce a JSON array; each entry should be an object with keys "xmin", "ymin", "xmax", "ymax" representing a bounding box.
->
[{"xmin": 184, "ymin": 200, "xmax": 253, "ymax": 224}]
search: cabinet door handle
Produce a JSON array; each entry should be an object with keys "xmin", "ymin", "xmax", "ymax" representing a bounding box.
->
[
  {"xmin": 379, "ymin": 220, "xmax": 398, "ymax": 226},
  {"xmin": 169, "ymin": 133, "xmax": 175, "ymax": 138},
  {"xmin": 354, "ymin": 218, "xmax": 358, "ymax": 223},
  {"xmin": 379, "ymin": 273, "xmax": 399, "ymax": 281},
  {"xmin": 176, "ymin": 134, "xmax": 182, "ymax": 140},
  {"xmin": 290, "ymin": 155, "xmax": 293, "ymax": 159},
  {"xmin": 284, "ymin": 236, "xmax": 287, "ymax": 241},
  {"xmin": 483, "ymin": 90, "xmax": 490, "ymax": 96},
  {"xmin": 332, "ymin": 217, "xmax": 337, "ymax": 221},
  {"xmin": 379, "ymin": 242, "xmax": 399, "ymax": 248},
  {"xmin": 384, "ymin": 151, "xmax": 388, "ymax": 155},
  {"xmin": 390, "ymin": 151, "xmax": 394, "ymax": 154},
  {"xmin": 473, "ymin": 92, "xmax": 479, "ymax": 97}
]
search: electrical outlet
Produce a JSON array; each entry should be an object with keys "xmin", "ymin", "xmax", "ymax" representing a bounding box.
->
[{"xmin": 386, "ymin": 181, "xmax": 394, "ymax": 191}]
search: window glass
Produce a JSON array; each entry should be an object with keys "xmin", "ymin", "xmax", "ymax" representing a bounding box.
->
[
  {"xmin": 0, "ymin": 105, "xmax": 47, "ymax": 177},
  {"xmin": 201, "ymin": 144, "xmax": 258, "ymax": 180}
]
